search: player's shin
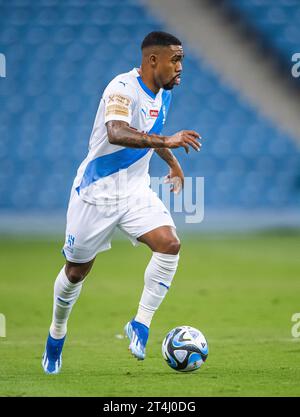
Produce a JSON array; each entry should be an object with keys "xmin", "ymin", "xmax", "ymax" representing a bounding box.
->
[
  {"xmin": 135, "ymin": 251, "xmax": 179, "ymax": 328},
  {"xmin": 49, "ymin": 266, "xmax": 83, "ymax": 339}
]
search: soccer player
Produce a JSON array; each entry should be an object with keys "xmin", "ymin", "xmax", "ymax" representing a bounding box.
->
[{"xmin": 42, "ymin": 31, "xmax": 201, "ymax": 374}]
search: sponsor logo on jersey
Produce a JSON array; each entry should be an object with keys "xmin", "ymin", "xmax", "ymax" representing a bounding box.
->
[
  {"xmin": 106, "ymin": 94, "xmax": 131, "ymax": 117},
  {"xmin": 141, "ymin": 108, "xmax": 159, "ymax": 119},
  {"xmin": 149, "ymin": 109, "xmax": 159, "ymax": 118}
]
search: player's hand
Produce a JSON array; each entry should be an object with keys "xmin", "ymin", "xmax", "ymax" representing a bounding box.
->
[
  {"xmin": 165, "ymin": 130, "xmax": 202, "ymax": 154},
  {"xmin": 164, "ymin": 165, "xmax": 184, "ymax": 194}
]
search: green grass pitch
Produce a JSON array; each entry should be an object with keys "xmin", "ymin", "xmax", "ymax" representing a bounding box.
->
[{"xmin": 0, "ymin": 232, "xmax": 300, "ymax": 397}]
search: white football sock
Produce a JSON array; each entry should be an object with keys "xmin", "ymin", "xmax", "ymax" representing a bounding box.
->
[
  {"xmin": 135, "ymin": 251, "xmax": 179, "ymax": 328},
  {"xmin": 49, "ymin": 266, "xmax": 83, "ymax": 339}
]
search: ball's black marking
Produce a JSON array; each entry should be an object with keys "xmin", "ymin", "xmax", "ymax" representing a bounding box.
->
[{"xmin": 164, "ymin": 327, "xmax": 208, "ymax": 371}]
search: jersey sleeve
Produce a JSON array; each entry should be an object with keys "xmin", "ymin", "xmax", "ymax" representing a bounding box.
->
[{"xmin": 103, "ymin": 80, "xmax": 137, "ymax": 125}]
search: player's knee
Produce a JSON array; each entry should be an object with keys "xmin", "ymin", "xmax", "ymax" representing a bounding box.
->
[
  {"xmin": 162, "ymin": 237, "xmax": 181, "ymax": 255},
  {"xmin": 65, "ymin": 265, "xmax": 89, "ymax": 283},
  {"xmin": 65, "ymin": 259, "xmax": 94, "ymax": 283}
]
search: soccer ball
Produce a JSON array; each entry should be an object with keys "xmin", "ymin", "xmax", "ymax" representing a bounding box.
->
[{"xmin": 162, "ymin": 326, "xmax": 208, "ymax": 372}]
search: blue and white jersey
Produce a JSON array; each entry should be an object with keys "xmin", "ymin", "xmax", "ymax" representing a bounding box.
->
[{"xmin": 73, "ymin": 68, "xmax": 172, "ymax": 204}]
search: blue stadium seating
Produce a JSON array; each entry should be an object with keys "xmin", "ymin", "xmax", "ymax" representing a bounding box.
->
[
  {"xmin": 0, "ymin": 0, "xmax": 299, "ymax": 213},
  {"xmin": 223, "ymin": 0, "xmax": 300, "ymax": 64}
]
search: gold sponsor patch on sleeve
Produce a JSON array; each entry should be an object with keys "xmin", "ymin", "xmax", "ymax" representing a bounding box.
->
[
  {"xmin": 107, "ymin": 94, "xmax": 131, "ymax": 107},
  {"xmin": 106, "ymin": 104, "xmax": 129, "ymax": 117},
  {"xmin": 105, "ymin": 94, "xmax": 131, "ymax": 117}
]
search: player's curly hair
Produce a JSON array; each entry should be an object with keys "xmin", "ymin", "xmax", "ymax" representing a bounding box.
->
[{"xmin": 141, "ymin": 31, "xmax": 182, "ymax": 49}]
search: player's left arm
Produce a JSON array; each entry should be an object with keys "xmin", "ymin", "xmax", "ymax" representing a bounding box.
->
[{"xmin": 155, "ymin": 148, "xmax": 184, "ymax": 194}]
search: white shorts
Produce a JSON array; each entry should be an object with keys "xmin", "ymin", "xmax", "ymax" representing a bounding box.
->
[{"xmin": 62, "ymin": 187, "xmax": 176, "ymax": 263}]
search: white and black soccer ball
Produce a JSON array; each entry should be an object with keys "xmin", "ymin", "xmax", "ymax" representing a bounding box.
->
[{"xmin": 162, "ymin": 326, "xmax": 208, "ymax": 372}]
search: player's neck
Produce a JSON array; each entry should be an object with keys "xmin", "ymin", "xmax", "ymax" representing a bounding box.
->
[{"xmin": 138, "ymin": 67, "xmax": 160, "ymax": 95}]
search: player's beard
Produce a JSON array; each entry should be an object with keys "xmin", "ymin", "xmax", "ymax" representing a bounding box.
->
[
  {"xmin": 162, "ymin": 80, "xmax": 175, "ymax": 90},
  {"xmin": 163, "ymin": 75, "xmax": 180, "ymax": 90}
]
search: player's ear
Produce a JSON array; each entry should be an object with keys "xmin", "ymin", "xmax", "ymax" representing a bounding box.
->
[{"xmin": 149, "ymin": 53, "xmax": 158, "ymax": 68}]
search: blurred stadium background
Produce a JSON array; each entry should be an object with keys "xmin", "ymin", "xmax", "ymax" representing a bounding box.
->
[
  {"xmin": 1, "ymin": 0, "xmax": 300, "ymax": 397},
  {"xmin": 0, "ymin": 0, "xmax": 299, "ymax": 233}
]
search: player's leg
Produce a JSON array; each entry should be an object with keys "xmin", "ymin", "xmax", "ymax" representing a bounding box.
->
[
  {"xmin": 125, "ymin": 226, "xmax": 180, "ymax": 360},
  {"xmin": 137, "ymin": 224, "xmax": 180, "ymax": 254},
  {"xmin": 136, "ymin": 225, "xmax": 180, "ymax": 318},
  {"xmin": 50, "ymin": 259, "xmax": 95, "ymax": 339},
  {"xmin": 42, "ymin": 259, "xmax": 95, "ymax": 375},
  {"xmin": 136, "ymin": 225, "xmax": 180, "ymax": 326},
  {"xmin": 42, "ymin": 187, "xmax": 120, "ymax": 374},
  {"xmin": 120, "ymin": 192, "xmax": 180, "ymax": 360}
]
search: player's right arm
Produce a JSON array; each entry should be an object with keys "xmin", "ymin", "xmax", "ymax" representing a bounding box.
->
[
  {"xmin": 103, "ymin": 79, "xmax": 200, "ymax": 153},
  {"xmin": 106, "ymin": 120, "xmax": 201, "ymax": 154}
]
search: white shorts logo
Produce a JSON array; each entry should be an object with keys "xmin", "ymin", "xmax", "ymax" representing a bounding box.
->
[
  {"xmin": 67, "ymin": 234, "xmax": 75, "ymax": 247},
  {"xmin": 65, "ymin": 234, "xmax": 75, "ymax": 254}
]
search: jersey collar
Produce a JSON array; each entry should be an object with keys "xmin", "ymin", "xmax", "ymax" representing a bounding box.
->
[{"xmin": 134, "ymin": 68, "xmax": 158, "ymax": 100}]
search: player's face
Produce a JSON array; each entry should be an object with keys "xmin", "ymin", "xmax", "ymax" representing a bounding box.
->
[{"xmin": 156, "ymin": 45, "xmax": 184, "ymax": 90}]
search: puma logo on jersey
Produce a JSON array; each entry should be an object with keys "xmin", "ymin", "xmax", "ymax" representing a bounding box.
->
[{"xmin": 141, "ymin": 108, "xmax": 159, "ymax": 119}]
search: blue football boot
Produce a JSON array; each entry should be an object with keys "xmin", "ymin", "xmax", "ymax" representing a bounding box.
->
[
  {"xmin": 42, "ymin": 333, "xmax": 66, "ymax": 374},
  {"xmin": 124, "ymin": 319, "xmax": 149, "ymax": 360}
]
